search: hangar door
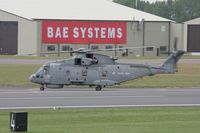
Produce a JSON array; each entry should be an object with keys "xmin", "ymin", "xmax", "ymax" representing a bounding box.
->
[
  {"xmin": 0, "ymin": 21, "xmax": 18, "ymax": 55},
  {"xmin": 188, "ymin": 25, "xmax": 200, "ymax": 52}
]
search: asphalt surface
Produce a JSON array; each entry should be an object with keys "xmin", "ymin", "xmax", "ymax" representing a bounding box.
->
[{"xmin": 0, "ymin": 87, "xmax": 200, "ymax": 109}]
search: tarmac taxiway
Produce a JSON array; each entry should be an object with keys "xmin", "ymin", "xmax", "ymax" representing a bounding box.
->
[{"xmin": 0, "ymin": 87, "xmax": 200, "ymax": 109}]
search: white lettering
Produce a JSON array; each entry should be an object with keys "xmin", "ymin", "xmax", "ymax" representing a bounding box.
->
[
  {"xmin": 45, "ymin": 25, "xmax": 124, "ymax": 42},
  {"xmin": 10, "ymin": 114, "xmax": 15, "ymax": 130},
  {"xmin": 94, "ymin": 28, "xmax": 100, "ymax": 38},
  {"xmin": 88, "ymin": 27, "xmax": 93, "ymax": 38},
  {"xmin": 101, "ymin": 28, "xmax": 106, "ymax": 38},
  {"xmin": 63, "ymin": 27, "xmax": 69, "ymax": 38},
  {"xmin": 73, "ymin": 27, "xmax": 79, "ymax": 38},
  {"xmin": 47, "ymin": 27, "xmax": 54, "ymax": 38},
  {"xmin": 117, "ymin": 28, "xmax": 122, "ymax": 38},
  {"xmin": 108, "ymin": 28, "xmax": 115, "ymax": 38},
  {"xmin": 55, "ymin": 27, "xmax": 62, "ymax": 38},
  {"xmin": 80, "ymin": 27, "xmax": 87, "ymax": 38}
]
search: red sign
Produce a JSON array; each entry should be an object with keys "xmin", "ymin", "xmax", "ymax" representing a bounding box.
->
[{"xmin": 42, "ymin": 20, "xmax": 127, "ymax": 44}]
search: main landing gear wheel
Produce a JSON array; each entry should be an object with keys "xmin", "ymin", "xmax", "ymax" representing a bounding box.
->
[
  {"xmin": 40, "ymin": 85, "xmax": 45, "ymax": 91},
  {"xmin": 95, "ymin": 85, "xmax": 102, "ymax": 91}
]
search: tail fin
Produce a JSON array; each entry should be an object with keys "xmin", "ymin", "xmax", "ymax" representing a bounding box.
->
[{"xmin": 161, "ymin": 51, "xmax": 185, "ymax": 73}]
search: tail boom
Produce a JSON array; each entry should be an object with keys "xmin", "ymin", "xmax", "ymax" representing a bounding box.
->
[{"xmin": 149, "ymin": 51, "xmax": 185, "ymax": 75}]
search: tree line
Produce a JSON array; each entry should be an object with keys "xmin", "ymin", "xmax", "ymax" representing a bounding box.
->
[{"xmin": 113, "ymin": 0, "xmax": 200, "ymax": 22}]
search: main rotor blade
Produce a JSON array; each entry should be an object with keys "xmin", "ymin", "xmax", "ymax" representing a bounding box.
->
[
  {"xmin": 91, "ymin": 46, "xmax": 155, "ymax": 52},
  {"xmin": 17, "ymin": 46, "xmax": 155, "ymax": 56}
]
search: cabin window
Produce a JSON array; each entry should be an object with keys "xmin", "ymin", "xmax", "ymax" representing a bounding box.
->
[
  {"xmin": 74, "ymin": 58, "xmax": 82, "ymax": 65},
  {"xmin": 86, "ymin": 54, "xmax": 93, "ymax": 59}
]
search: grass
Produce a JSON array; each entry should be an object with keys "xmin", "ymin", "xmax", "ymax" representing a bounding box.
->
[
  {"xmin": 0, "ymin": 64, "xmax": 40, "ymax": 87},
  {"xmin": 0, "ymin": 63, "xmax": 200, "ymax": 88},
  {"xmin": 0, "ymin": 107, "xmax": 200, "ymax": 133}
]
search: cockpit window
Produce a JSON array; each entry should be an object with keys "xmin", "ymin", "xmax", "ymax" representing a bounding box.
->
[
  {"xmin": 36, "ymin": 67, "xmax": 43, "ymax": 73},
  {"xmin": 43, "ymin": 66, "xmax": 49, "ymax": 74}
]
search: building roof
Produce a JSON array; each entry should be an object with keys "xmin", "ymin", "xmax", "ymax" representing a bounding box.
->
[
  {"xmin": 184, "ymin": 17, "xmax": 200, "ymax": 24},
  {"xmin": 0, "ymin": 0, "xmax": 171, "ymax": 21}
]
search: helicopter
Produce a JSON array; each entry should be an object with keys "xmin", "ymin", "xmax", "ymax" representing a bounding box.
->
[{"xmin": 29, "ymin": 48, "xmax": 185, "ymax": 91}]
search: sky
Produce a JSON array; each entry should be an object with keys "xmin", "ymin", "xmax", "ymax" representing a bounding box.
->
[
  {"xmin": 144, "ymin": 0, "xmax": 165, "ymax": 3},
  {"xmin": 107, "ymin": 0, "xmax": 165, "ymax": 3}
]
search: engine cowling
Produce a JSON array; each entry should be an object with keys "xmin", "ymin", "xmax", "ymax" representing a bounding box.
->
[{"xmin": 81, "ymin": 58, "xmax": 93, "ymax": 66}]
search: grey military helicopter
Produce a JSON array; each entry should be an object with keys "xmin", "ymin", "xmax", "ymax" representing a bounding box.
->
[{"xmin": 29, "ymin": 48, "xmax": 185, "ymax": 91}]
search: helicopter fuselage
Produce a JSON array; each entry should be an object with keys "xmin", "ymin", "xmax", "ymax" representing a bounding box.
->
[{"xmin": 29, "ymin": 51, "xmax": 185, "ymax": 91}]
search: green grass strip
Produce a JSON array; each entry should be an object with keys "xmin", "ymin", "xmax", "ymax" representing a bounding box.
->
[{"xmin": 0, "ymin": 107, "xmax": 200, "ymax": 133}]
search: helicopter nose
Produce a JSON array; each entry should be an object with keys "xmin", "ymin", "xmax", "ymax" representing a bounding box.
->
[{"xmin": 29, "ymin": 74, "xmax": 36, "ymax": 82}]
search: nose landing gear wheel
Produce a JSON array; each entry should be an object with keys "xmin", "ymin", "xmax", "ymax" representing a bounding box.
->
[
  {"xmin": 40, "ymin": 85, "xmax": 45, "ymax": 91},
  {"xmin": 95, "ymin": 85, "xmax": 102, "ymax": 91}
]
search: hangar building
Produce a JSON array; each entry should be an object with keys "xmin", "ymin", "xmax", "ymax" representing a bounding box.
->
[{"xmin": 0, "ymin": 0, "xmax": 183, "ymax": 56}]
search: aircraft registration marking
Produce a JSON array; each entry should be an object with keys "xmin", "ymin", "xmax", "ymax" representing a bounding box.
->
[{"xmin": 112, "ymin": 72, "xmax": 130, "ymax": 75}]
